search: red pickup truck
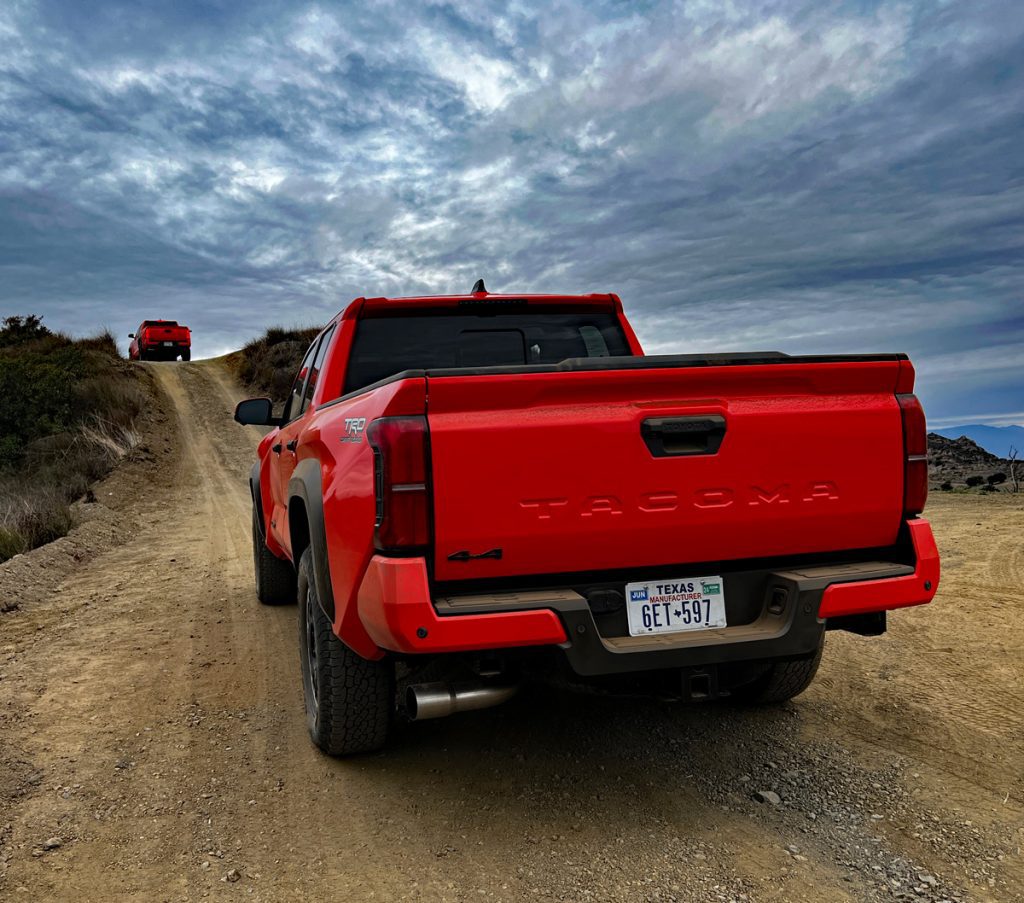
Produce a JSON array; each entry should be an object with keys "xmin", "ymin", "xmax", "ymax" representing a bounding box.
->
[
  {"xmin": 235, "ymin": 288, "xmax": 939, "ymax": 756},
  {"xmin": 128, "ymin": 320, "xmax": 191, "ymax": 361}
]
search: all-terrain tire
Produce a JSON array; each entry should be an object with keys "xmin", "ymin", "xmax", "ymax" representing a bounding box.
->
[
  {"xmin": 181, "ymin": 349, "xmax": 191, "ymax": 362},
  {"xmin": 297, "ymin": 548, "xmax": 393, "ymax": 755},
  {"xmin": 252, "ymin": 503, "xmax": 295, "ymax": 605},
  {"xmin": 732, "ymin": 637, "xmax": 824, "ymax": 704}
]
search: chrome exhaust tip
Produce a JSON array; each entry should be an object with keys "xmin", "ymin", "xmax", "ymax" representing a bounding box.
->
[{"xmin": 406, "ymin": 681, "xmax": 518, "ymax": 721}]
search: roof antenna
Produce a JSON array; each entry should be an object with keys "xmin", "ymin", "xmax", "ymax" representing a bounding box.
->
[{"xmin": 471, "ymin": 278, "xmax": 487, "ymax": 294}]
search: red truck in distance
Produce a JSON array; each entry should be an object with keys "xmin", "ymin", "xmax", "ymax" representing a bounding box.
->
[
  {"xmin": 128, "ymin": 320, "xmax": 191, "ymax": 361},
  {"xmin": 234, "ymin": 285, "xmax": 939, "ymax": 756}
]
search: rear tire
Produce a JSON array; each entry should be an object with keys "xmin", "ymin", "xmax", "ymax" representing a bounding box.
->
[
  {"xmin": 731, "ymin": 637, "xmax": 824, "ymax": 704},
  {"xmin": 252, "ymin": 503, "xmax": 295, "ymax": 605},
  {"xmin": 181, "ymin": 349, "xmax": 191, "ymax": 361},
  {"xmin": 297, "ymin": 548, "xmax": 393, "ymax": 755}
]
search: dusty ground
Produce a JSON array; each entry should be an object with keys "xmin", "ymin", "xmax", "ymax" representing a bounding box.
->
[{"xmin": 1, "ymin": 359, "xmax": 1021, "ymax": 903}]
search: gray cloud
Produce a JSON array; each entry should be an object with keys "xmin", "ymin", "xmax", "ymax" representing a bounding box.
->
[{"xmin": 0, "ymin": 0, "xmax": 1022, "ymax": 423}]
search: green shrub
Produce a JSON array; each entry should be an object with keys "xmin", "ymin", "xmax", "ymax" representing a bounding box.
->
[
  {"xmin": 0, "ymin": 314, "xmax": 50, "ymax": 347},
  {"xmin": 965, "ymin": 475, "xmax": 984, "ymax": 487},
  {"xmin": 0, "ymin": 346, "xmax": 85, "ymax": 466}
]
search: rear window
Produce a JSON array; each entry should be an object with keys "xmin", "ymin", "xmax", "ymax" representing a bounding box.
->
[
  {"xmin": 344, "ymin": 311, "xmax": 630, "ymax": 394},
  {"xmin": 142, "ymin": 320, "xmax": 179, "ymax": 328}
]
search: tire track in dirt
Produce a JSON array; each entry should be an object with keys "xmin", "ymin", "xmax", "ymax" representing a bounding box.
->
[{"xmin": 812, "ymin": 495, "xmax": 1024, "ymax": 806}]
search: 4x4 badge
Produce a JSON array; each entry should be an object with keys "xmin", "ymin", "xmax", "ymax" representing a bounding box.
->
[{"xmin": 447, "ymin": 548, "xmax": 503, "ymax": 562}]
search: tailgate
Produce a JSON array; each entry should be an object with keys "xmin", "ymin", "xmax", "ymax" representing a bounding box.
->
[
  {"xmin": 427, "ymin": 356, "xmax": 906, "ymax": 582},
  {"xmin": 146, "ymin": 326, "xmax": 188, "ymax": 342}
]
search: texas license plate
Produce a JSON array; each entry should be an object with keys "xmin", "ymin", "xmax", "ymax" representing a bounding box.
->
[
  {"xmin": 162, "ymin": 341, "xmax": 173, "ymax": 346},
  {"xmin": 625, "ymin": 576, "xmax": 727, "ymax": 636}
]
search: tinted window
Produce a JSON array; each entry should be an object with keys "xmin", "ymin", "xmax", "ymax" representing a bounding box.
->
[
  {"xmin": 344, "ymin": 311, "xmax": 629, "ymax": 393},
  {"xmin": 282, "ymin": 340, "xmax": 320, "ymax": 423},
  {"xmin": 457, "ymin": 329, "xmax": 525, "ymax": 367},
  {"xmin": 299, "ymin": 325, "xmax": 335, "ymax": 415}
]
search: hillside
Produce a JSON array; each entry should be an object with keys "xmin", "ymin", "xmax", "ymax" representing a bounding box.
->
[
  {"xmin": 927, "ymin": 432, "xmax": 1017, "ymax": 489},
  {"xmin": 0, "ymin": 315, "xmax": 149, "ymax": 561},
  {"xmin": 228, "ymin": 324, "xmax": 321, "ymax": 404}
]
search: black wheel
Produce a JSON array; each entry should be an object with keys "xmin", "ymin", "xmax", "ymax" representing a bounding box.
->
[
  {"xmin": 731, "ymin": 637, "xmax": 824, "ymax": 704},
  {"xmin": 297, "ymin": 548, "xmax": 393, "ymax": 755},
  {"xmin": 252, "ymin": 503, "xmax": 295, "ymax": 605},
  {"xmin": 181, "ymin": 349, "xmax": 191, "ymax": 361}
]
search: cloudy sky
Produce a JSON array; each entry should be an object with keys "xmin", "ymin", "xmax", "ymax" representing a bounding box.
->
[{"xmin": 1, "ymin": 0, "xmax": 1021, "ymax": 426}]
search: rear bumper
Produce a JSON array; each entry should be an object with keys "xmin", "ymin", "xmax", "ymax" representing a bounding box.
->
[
  {"xmin": 356, "ymin": 556, "xmax": 568, "ymax": 654},
  {"xmin": 354, "ymin": 518, "xmax": 939, "ymax": 675},
  {"xmin": 819, "ymin": 518, "xmax": 938, "ymax": 617}
]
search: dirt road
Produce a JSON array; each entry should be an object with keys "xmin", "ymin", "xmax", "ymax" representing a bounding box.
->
[{"xmin": 1, "ymin": 360, "xmax": 1021, "ymax": 902}]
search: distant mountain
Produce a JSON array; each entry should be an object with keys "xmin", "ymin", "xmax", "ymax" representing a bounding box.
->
[{"xmin": 932, "ymin": 424, "xmax": 1024, "ymax": 458}]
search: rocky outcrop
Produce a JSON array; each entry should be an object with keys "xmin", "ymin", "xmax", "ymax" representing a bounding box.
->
[{"xmin": 927, "ymin": 433, "xmax": 1014, "ymax": 488}]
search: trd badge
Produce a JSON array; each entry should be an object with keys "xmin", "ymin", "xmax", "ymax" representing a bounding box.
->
[{"xmin": 341, "ymin": 417, "xmax": 366, "ymax": 443}]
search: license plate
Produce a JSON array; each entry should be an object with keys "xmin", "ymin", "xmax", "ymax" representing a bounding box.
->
[
  {"xmin": 163, "ymin": 341, "xmax": 173, "ymax": 346},
  {"xmin": 625, "ymin": 576, "xmax": 727, "ymax": 636}
]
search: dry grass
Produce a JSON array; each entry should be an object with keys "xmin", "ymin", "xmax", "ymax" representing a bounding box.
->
[
  {"xmin": 0, "ymin": 484, "xmax": 76, "ymax": 561},
  {"xmin": 78, "ymin": 417, "xmax": 141, "ymax": 462},
  {"xmin": 0, "ymin": 418, "xmax": 142, "ymax": 561}
]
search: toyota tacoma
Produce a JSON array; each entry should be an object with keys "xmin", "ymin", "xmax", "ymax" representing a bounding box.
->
[
  {"xmin": 129, "ymin": 320, "xmax": 191, "ymax": 361},
  {"xmin": 234, "ymin": 285, "xmax": 939, "ymax": 755}
]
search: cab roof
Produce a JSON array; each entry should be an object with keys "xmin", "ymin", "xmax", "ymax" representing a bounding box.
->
[{"xmin": 340, "ymin": 292, "xmax": 621, "ymax": 320}]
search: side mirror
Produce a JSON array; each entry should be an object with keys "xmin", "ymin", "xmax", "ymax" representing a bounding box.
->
[
  {"xmin": 234, "ymin": 397, "xmax": 276, "ymax": 426},
  {"xmin": 128, "ymin": 333, "xmax": 135, "ymax": 338}
]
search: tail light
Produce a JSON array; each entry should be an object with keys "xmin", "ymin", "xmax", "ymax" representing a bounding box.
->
[
  {"xmin": 366, "ymin": 416, "xmax": 431, "ymax": 552},
  {"xmin": 897, "ymin": 394, "xmax": 928, "ymax": 517}
]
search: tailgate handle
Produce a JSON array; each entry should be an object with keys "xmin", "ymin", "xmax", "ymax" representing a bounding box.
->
[{"xmin": 641, "ymin": 415, "xmax": 726, "ymax": 457}]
